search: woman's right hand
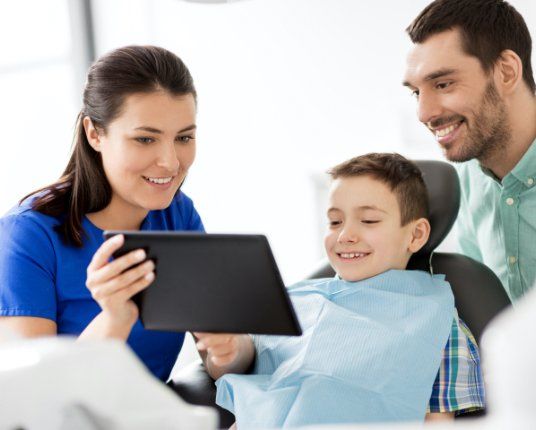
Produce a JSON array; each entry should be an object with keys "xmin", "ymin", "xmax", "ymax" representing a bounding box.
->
[{"xmin": 85, "ymin": 234, "xmax": 155, "ymax": 330}]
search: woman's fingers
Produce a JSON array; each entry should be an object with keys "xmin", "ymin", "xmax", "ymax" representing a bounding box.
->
[
  {"xmin": 88, "ymin": 248, "xmax": 147, "ymax": 287},
  {"xmin": 91, "ymin": 260, "xmax": 155, "ymax": 300},
  {"xmin": 85, "ymin": 234, "xmax": 155, "ymax": 324},
  {"xmin": 87, "ymin": 234, "xmax": 125, "ymax": 272},
  {"xmin": 95, "ymin": 270, "xmax": 154, "ymax": 307},
  {"xmin": 100, "ymin": 255, "xmax": 153, "ymax": 291},
  {"xmin": 116, "ymin": 272, "xmax": 155, "ymax": 302}
]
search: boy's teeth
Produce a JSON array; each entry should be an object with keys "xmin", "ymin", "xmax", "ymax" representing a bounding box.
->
[
  {"xmin": 145, "ymin": 176, "xmax": 172, "ymax": 184},
  {"xmin": 435, "ymin": 123, "xmax": 460, "ymax": 138},
  {"xmin": 340, "ymin": 252, "xmax": 365, "ymax": 259}
]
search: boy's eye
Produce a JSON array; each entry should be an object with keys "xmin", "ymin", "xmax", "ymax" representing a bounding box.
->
[
  {"xmin": 135, "ymin": 136, "xmax": 154, "ymax": 144},
  {"xmin": 177, "ymin": 135, "xmax": 195, "ymax": 144},
  {"xmin": 362, "ymin": 220, "xmax": 379, "ymax": 224},
  {"xmin": 329, "ymin": 220, "xmax": 341, "ymax": 227}
]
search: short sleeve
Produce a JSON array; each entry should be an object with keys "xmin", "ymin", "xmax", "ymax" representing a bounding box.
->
[
  {"xmin": 0, "ymin": 214, "xmax": 57, "ymax": 321},
  {"xmin": 428, "ymin": 315, "xmax": 485, "ymax": 414}
]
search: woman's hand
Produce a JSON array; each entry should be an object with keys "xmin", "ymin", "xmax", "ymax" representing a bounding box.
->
[
  {"xmin": 84, "ymin": 234, "xmax": 154, "ymax": 335},
  {"xmin": 194, "ymin": 332, "xmax": 255, "ymax": 380}
]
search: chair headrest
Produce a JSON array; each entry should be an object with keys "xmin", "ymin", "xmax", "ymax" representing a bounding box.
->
[{"xmin": 413, "ymin": 160, "xmax": 460, "ymax": 256}]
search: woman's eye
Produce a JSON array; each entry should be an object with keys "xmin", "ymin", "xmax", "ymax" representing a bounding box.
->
[
  {"xmin": 329, "ymin": 220, "xmax": 341, "ymax": 227},
  {"xmin": 177, "ymin": 135, "xmax": 195, "ymax": 144},
  {"xmin": 135, "ymin": 137, "xmax": 154, "ymax": 144}
]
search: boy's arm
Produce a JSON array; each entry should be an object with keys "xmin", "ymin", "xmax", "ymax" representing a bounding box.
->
[
  {"xmin": 193, "ymin": 332, "xmax": 255, "ymax": 380},
  {"xmin": 425, "ymin": 412, "xmax": 455, "ymax": 421}
]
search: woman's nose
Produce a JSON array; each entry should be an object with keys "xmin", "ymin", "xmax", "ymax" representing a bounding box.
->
[{"xmin": 155, "ymin": 141, "xmax": 179, "ymax": 171}]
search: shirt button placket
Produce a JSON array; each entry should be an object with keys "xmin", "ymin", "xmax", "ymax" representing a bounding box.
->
[{"xmin": 502, "ymin": 190, "xmax": 521, "ymax": 299}]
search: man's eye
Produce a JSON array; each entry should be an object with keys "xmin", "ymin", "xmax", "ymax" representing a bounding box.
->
[
  {"xmin": 177, "ymin": 135, "xmax": 195, "ymax": 144},
  {"xmin": 436, "ymin": 81, "xmax": 452, "ymax": 90},
  {"xmin": 411, "ymin": 90, "xmax": 419, "ymax": 99},
  {"xmin": 135, "ymin": 137, "xmax": 154, "ymax": 144},
  {"xmin": 362, "ymin": 220, "xmax": 379, "ymax": 224}
]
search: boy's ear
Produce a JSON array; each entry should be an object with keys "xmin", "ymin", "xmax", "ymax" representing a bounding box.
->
[
  {"xmin": 407, "ymin": 218, "xmax": 431, "ymax": 254},
  {"xmin": 83, "ymin": 116, "xmax": 102, "ymax": 152}
]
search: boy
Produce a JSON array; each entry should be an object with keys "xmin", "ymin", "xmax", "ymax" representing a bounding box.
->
[{"xmin": 195, "ymin": 153, "xmax": 484, "ymax": 427}]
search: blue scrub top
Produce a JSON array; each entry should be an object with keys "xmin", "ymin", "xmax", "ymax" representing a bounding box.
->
[{"xmin": 0, "ymin": 191, "xmax": 204, "ymax": 380}]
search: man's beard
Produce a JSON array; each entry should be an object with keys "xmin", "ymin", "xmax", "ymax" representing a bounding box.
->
[{"xmin": 442, "ymin": 82, "xmax": 511, "ymax": 163}]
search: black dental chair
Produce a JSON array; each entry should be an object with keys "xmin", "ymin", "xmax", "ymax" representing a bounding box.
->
[{"xmin": 167, "ymin": 160, "xmax": 511, "ymax": 428}]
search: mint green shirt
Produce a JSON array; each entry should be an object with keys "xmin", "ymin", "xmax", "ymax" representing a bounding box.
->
[{"xmin": 455, "ymin": 139, "xmax": 536, "ymax": 302}]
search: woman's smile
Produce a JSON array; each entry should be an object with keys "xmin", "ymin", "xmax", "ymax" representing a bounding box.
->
[{"xmin": 142, "ymin": 175, "xmax": 176, "ymax": 190}]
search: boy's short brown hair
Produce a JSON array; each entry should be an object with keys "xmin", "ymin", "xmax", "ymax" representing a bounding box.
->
[{"xmin": 328, "ymin": 153, "xmax": 429, "ymax": 226}]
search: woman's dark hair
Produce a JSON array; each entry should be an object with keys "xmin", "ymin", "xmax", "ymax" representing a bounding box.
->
[
  {"xmin": 407, "ymin": 0, "xmax": 535, "ymax": 94},
  {"xmin": 23, "ymin": 45, "xmax": 197, "ymax": 246}
]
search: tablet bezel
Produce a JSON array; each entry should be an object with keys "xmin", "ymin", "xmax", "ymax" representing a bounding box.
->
[{"xmin": 103, "ymin": 231, "xmax": 302, "ymax": 336}]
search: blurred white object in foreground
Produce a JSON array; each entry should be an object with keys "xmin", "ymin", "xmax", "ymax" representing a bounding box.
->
[
  {"xmin": 0, "ymin": 337, "xmax": 217, "ymax": 430},
  {"xmin": 2, "ymin": 285, "xmax": 536, "ymax": 430},
  {"xmin": 482, "ymin": 285, "xmax": 536, "ymax": 428}
]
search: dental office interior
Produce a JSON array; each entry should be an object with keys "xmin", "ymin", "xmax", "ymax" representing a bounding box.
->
[{"xmin": 1, "ymin": 0, "xmax": 535, "ymax": 429}]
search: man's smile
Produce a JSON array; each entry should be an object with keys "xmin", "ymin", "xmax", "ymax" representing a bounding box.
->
[{"xmin": 429, "ymin": 119, "xmax": 465, "ymax": 145}]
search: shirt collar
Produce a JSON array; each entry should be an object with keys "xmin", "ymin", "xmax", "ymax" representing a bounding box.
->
[
  {"xmin": 478, "ymin": 138, "xmax": 536, "ymax": 185},
  {"xmin": 508, "ymin": 138, "xmax": 536, "ymax": 184}
]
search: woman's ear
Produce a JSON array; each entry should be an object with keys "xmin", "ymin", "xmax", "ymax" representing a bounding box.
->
[
  {"xmin": 494, "ymin": 49, "xmax": 524, "ymax": 95},
  {"xmin": 408, "ymin": 218, "xmax": 431, "ymax": 254},
  {"xmin": 83, "ymin": 116, "xmax": 101, "ymax": 152}
]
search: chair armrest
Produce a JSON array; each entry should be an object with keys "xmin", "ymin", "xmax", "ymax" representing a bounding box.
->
[{"xmin": 167, "ymin": 359, "xmax": 235, "ymax": 428}]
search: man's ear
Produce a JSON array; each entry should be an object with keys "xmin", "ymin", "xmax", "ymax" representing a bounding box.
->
[
  {"xmin": 83, "ymin": 116, "xmax": 102, "ymax": 152},
  {"xmin": 494, "ymin": 49, "xmax": 524, "ymax": 95},
  {"xmin": 407, "ymin": 218, "xmax": 431, "ymax": 254}
]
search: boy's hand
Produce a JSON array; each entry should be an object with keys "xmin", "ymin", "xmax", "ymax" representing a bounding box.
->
[{"xmin": 193, "ymin": 332, "xmax": 243, "ymax": 367}]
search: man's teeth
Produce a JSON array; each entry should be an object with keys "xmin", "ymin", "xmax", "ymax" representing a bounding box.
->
[
  {"xmin": 435, "ymin": 123, "xmax": 460, "ymax": 138},
  {"xmin": 340, "ymin": 252, "xmax": 367, "ymax": 259},
  {"xmin": 145, "ymin": 176, "xmax": 172, "ymax": 184}
]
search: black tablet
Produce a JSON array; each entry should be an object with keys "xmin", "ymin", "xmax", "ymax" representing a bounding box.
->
[{"xmin": 103, "ymin": 231, "xmax": 302, "ymax": 336}]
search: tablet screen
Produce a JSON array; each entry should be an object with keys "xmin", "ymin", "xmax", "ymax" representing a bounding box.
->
[{"xmin": 103, "ymin": 231, "xmax": 302, "ymax": 336}]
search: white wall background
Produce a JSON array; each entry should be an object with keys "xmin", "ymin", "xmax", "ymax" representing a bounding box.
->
[
  {"xmin": 1, "ymin": 0, "xmax": 534, "ymax": 282},
  {"xmin": 0, "ymin": 0, "xmax": 76, "ymax": 219},
  {"xmin": 87, "ymin": 0, "xmax": 535, "ymax": 284}
]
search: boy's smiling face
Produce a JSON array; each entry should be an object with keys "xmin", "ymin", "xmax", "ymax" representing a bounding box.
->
[{"xmin": 324, "ymin": 175, "xmax": 423, "ymax": 282}]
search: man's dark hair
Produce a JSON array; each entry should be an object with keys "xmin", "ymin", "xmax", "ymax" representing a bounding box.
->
[
  {"xmin": 407, "ymin": 0, "xmax": 535, "ymax": 94},
  {"xmin": 328, "ymin": 153, "xmax": 429, "ymax": 226}
]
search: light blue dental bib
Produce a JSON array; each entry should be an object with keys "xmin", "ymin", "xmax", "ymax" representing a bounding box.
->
[{"xmin": 216, "ymin": 270, "xmax": 454, "ymax": 428}]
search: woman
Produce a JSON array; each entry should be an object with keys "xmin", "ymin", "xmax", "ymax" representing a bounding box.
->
[{"xmin": 0, "ymin": 46, "xmax": 252, "ymax": 381}]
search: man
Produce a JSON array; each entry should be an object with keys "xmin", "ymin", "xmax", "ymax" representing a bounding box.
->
[{"xmin": 403, "ymin": 0, "xmax": 536, "ymax": 302}]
